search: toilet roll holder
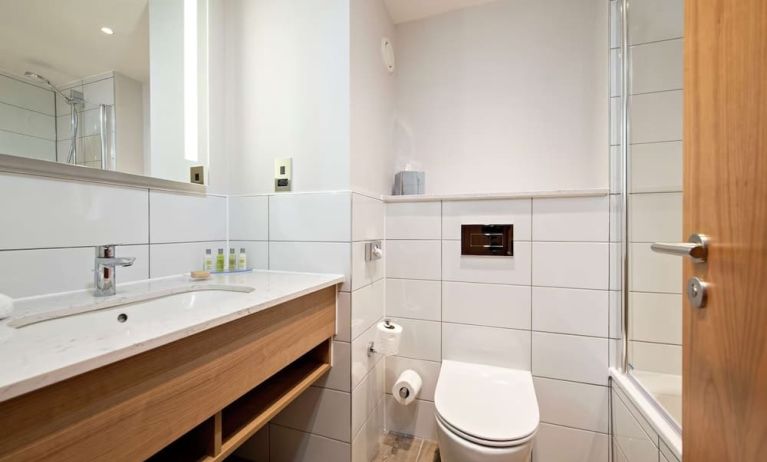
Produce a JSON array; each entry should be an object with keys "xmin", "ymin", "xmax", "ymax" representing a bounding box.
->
[{"xmin": 367, "ymin": 319, "xmax": 396, "ymax": 357}]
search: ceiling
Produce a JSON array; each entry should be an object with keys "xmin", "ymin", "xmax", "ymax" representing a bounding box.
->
[
  {"xmin": 0, "ymin": 0, "xmax": 149, "ymax": 86},
  {"xmin": 383, "ymin": 0, "xmax": 500, "ymax": 24}
]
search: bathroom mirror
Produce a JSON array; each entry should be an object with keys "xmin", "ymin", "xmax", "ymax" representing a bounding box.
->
[{"xmin": 0, "ymin": 0, "xmax": 209, "ymax": 188}]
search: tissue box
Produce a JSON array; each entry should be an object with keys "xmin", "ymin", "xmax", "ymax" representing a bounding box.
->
[{"xmin": 393, "ymin": 171, "xmax": 425, "ymax": 195}]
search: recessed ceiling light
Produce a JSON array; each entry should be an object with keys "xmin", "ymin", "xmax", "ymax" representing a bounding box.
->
[{"xmin": 100, "ymin": 27, "xmax": 114, "ymax": 35}]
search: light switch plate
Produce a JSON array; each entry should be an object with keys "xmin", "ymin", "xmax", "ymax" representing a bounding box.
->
[{"xmin": 274, "ymin": 158, "xmax": 292, "ymax": 192}]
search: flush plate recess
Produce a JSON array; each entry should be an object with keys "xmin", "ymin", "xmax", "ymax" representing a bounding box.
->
[{"xmin": 461, "ymin": 224, "xmax": 514, "ymax": 256}]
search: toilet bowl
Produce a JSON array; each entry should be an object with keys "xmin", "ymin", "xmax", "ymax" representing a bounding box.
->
[{"xmin": 434, "ymin": 360, "xmax": 539, "ymax": 462}]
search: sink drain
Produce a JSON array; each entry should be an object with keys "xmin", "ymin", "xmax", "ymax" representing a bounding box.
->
[{"xmin": 117, "ymin": 313, "xmax": 128, "ymax": 323}]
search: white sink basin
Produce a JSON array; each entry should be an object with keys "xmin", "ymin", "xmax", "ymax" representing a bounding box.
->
[{"xmin": 8, "ymin": 284, "xmax": 255, "ymax": 329}]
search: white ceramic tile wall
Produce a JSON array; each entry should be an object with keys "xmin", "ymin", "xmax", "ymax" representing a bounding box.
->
[
  {"xmin": 384, "ymin": 196, "xmax": 611, "ymax": 458},
  {"xmin": 0, "ymin": 173, "xmax": 232, "ymax": 298}
]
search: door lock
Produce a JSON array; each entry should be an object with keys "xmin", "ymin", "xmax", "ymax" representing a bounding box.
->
[{"xmin": 687, "ymin": 276, "xmax": 709, "ymax": 308}]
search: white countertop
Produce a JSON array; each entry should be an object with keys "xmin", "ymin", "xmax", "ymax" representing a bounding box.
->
[{"xmin": 0, "ymin": 270, "xmax": 344, "ymax": 403}]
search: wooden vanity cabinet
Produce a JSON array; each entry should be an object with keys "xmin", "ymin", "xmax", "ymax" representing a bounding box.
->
[{"xmin": 0, "ymin": 286, "xmax": 337, "ymax": 462}]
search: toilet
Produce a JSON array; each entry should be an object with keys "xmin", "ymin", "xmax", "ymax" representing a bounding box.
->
[{"xmin": 434, "ymin": 360, "xmax": 539, "ymax": 462}]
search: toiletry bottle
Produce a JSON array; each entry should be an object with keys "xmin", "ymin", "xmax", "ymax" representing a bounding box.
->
[
  {"xmin": 216, "ymin": 248, "xmax": 225, "ymax": 272},
  {"xmin": 203, "ymin": 248, "xmax": 213, "ymax": 271},
  {"xmin": 238, "ymin": 248, "xmax": 248, "ymax": 270},
  {"xmin": 229, "ymin": 248, "xmax": 236, "ymax": 271}
]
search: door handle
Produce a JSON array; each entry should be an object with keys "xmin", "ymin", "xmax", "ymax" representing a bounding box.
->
[{"xmin": 651, "ymin": 234, "xmax": 709, "ymax": 263}]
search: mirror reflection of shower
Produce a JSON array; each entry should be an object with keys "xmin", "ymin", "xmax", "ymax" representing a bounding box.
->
[{"xmin": 24, "ymin": 71, "xmax": 83, "ymax": 165}]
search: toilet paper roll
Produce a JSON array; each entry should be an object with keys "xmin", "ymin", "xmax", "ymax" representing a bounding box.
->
[
  {"xmin": 393, "ymin": 369, "xmax": 422, "ymax": 406},
  {"xmin": 374, "ymin": 320, "xmax": 402, "ymax": 356}
]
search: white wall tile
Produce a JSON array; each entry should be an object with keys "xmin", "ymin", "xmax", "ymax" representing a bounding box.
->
[
  {"xmin": 533, "ymin": 423, "xmax": 609, "ymax": 462},
  {"xmin": 386, "ymin": 240, "xmax": 441, "ymax": 280},
  {"xmin": 0, "ymin": 245, "xmax": 148, "ymax": 298},
  {"xmin": 229, "ymin": 241, "xmax": 269, "ymax": 270},
  {"xmin": 351, "ymin": 279, "xmax": 384, "ymax": 340},
  {"xmin": 532, "ymin": 332, "xmax": 608, "ymax": 385},
  {"xmin": 443, "ymin": 240, "xmax": 531, "ymax": 285},
  {"xmin": 534, "ymin": 377, "xmax": 609, "ymax": 433},
  {"xmin": 630, "ymin": 193, "xmax": 682, "ymax": 243},
  {"xmin": 385, "ymin": 278, "xmax": 441, "ymax": 321},
  {"xmin": 0, "ymin": 102, "xmax": 54, "ymax": 139},
  {"xmin": 316, "ymin": 341, "xmax": 351, "ymax": 392},
  {"xmin": 1, "ymin": 131, "xmax": 55, "ymax": 161},
  {"xmin": 612, "ymin": 393, "xmax": 658, "ymax": 462},
  {"xmin": 443, "ymin": 281, "xmax": 531, "ymax": 329},
  {"xmin": 630, "ymin": 91, "xmax": 682, "ymax": 144},
  {"xmin": 351, "ymin": 402, "xmax": 383, "ymax": 462},
  {"xmin": 628, "ymin": 0, "xmax": 683, "ymax": 45},
  {"xmin": 630, "ymin": 292, "xmax": 682, "ymax": 344},
  {"xmin": 385, "ymin": 356, "xmax": 441, "ymax": 402},
  {"xmin": 83, "ymin": 77, "xmax": 115, "ymax": 105},
  {"xmin": 385, "ymin": 202, "xmax": 441, "ymax": 240},
  {"xmin": 150, "ymin": 191, "xmax": 226, "ymax": 243},
  {"xmin": 0, "ymin": 174, "xmax": 148, "ymax": 250},
  {"xmin": 390, "ymin": 318, "xmax": 441, "ymax": 362},
  {"xmin": 337, "ymin": 291, "xmax": 352, "ymax": 342},
  {"xmin": 269, "ymin": 192, "xmax": 351, "ymax": 242},
  {"xmin": 351, "ymin": 359, "xmax": 385, "ymax": 437},
  {"xmin": 269, "ymin": 242, "xmax": 351, "ymax": 291},
  {"xmin": 630, "ymin": 341, "xmax": 681, "ymax": 375},
  {"xmin": 272, "ymin": 387, "xmax": 351, "ymax": 442},
  {"xmin": 384, "ymin": 396, "xmax": 437, "ymax": 440},
  {"xmin": 630, "ymin": 141, "xmax": 682, "ymax": 193},
  {"xmin": 532, "ymin": 197, "xmax": 609, "ymax": 242},
  {"xmin": 442, "ymin": 199, "xmax": 531, "ymax": 240},
  {"xmin": 269, "ymin": 424, "xmax": 351, "ymax": 462},
  {"xmin": 0, "ymin": 74, "xmax": 56, "ymax": 115},
  {"xmin": 532, "ymin": 287, "xmax": 608, "ymax": 337},
  {"xmin": 352, "ymin": 194, "xmax": 384, "ymax": 241},
  {"xmin": 149, "ymin": 241, "xmax": 226, "ymax": 278},
  {"xmin": 631, "ymin": 39, "xmax": 683, "ymax": 94},
  {"xmin": 532, "ymin": 242, "xmax": 609, "ymax": 290},
  {"xmin": 351, "ymin": 241, "xmax": 385, "ymax": 290},
  {"xmin": 351, "ymin": 322, "xmax": 381, "ymax": 388},
  {"xmin": 442, "ymin": 323, "xmax": 531, "ymax": 370},
  {"xmin": 229, "ymin": 196, "xmax": 269, "ymax": 241},
  {"xmin": 629, "ymin": 243, "xmax": 681, "ymax": 294}
]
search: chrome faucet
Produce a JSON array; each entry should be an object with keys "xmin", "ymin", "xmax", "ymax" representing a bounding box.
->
[{"xmin": 94, "ymin": 245, "xmax": 135, "ymax": 296}]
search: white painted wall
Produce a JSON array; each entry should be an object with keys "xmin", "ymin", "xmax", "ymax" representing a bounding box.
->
[
  {"xmin": 393, "ymin": 0, "xmax": 608, "ymax": 195},
  {"xmin": 350, "ymin": 0, "xmax": 397, "ymax": 196},
  {"xmin": 219, "ymin": 0, "xmax": 350, "ymax": 195}
]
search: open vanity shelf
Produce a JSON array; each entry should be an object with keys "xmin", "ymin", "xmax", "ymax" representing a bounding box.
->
[
  {"xmin": 0, "ymin": 286, "xmax": 337, "ymax": 462},
  {"xmin": 150, "ymin": 343, "xmax": 332, "ymax": 461}
]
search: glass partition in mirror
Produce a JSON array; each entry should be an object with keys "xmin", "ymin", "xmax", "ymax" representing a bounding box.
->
[{"xmin": 0, "ymin": 0, "xmax": 209, "ymax": 186}]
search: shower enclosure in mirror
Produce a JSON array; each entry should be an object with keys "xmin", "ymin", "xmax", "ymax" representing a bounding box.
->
[
  {"xmin": 0, "ymin": 0, "xmax": 209, "ymax": 185},
  {"xmin": 613, "ymin": 0, "xmax": 684, "ymax": 429}
]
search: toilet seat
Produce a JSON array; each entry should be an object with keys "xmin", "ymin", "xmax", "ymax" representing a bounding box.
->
[{"xmin": 434, "ymin": 360, "xmax": 539, "ymax": 447}]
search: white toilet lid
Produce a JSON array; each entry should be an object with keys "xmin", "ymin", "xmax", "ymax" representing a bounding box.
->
[{"xmin": 434, "ymin": 360, "xmax": 539, "ymax": 444}]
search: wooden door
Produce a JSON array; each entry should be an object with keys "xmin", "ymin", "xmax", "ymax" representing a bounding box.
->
[{"xmin": 684, "ymin": 0, "xmax": 767, "ymax": 460}]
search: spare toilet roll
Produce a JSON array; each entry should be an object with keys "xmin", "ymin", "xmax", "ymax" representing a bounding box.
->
[
  {"xmin": 374, "ymin": 320, "xmax": 402, "ymax": 356},
  {"xmin": 393, "ymin": 369, "xmax": 422, "ymax": 406}
]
